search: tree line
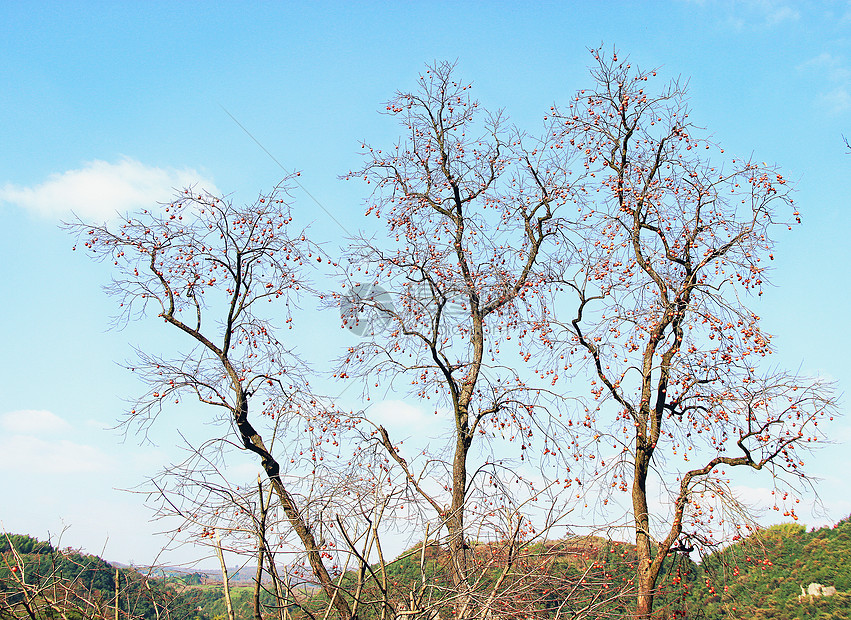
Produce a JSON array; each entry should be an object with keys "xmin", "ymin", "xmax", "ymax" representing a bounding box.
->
[{"xmin": 0, "ymin": 533, "xmax": 209, "ymax": 620}]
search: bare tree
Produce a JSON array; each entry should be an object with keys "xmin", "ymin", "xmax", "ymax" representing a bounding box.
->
[
  {"xmin": 335, "ymin": 61, "xmax": 622, "ymax": 619},
  {"xmin": 144, "ymin": 433, "xmax": 389, "ymax": 620},
  {"xmin": 546, "ymin": 48, "xmax": 838, "ymax": 619},
  {"xmin": 68, "ymin": 183, "xmax": 355, "ymax": 620},
  {"xmin": 65, "ymin": 51, "xmax": 836, "ymax": 620}
]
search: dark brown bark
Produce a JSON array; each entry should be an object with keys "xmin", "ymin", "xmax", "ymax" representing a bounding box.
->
[{"xmin": 233, "ymin": 386, "xmax": 352, "ymax": 620}]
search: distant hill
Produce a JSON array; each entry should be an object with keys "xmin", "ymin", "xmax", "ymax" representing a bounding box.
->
[
  {"xmin": 327, "ymin": 520, "xmax": 851, "ymax": 620},
  {"xmin": 7, "ymin": 519, "xmax": 851, "ymax": 620},
  {"xmin": 672, "ymin": 517, "xmax": 851, "ymax": 619},
  {"xmin": 0, "ymin": 533, "xmax": 210, "ymax": 620}
]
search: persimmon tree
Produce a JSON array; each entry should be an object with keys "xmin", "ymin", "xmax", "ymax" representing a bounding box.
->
[
  {"xmin": 67, "ymin": 184, "xmax": 358, "ymax": 620},
  {"xmin": 547, "ymin": 49, "xmax": 838, "ymax": 619},
  {"xmin": 66, "ymin": 50, "xmax": 838, "ymax": 620},
  {"xmin": 336, "ymin": 61, "xmax": 604, "ymax": 619},
  {"xmin": 67, "ymin": 163, "xmax": 613, "ymax": 620}
]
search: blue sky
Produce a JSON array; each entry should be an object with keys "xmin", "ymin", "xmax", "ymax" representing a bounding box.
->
[{"xmin": 1, "ymin": 0, "xmax": 850, "ymax": 567}]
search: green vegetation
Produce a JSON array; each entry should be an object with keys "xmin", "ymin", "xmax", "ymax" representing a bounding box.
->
[
  {"xmin": 1, "ymin": 534, "xmax": 209, "ymax": 620},
  {"xmin": 325, "ymin": 520, "xmax": 851, "ymax": 620},
  {"xmin": 670, "ymin": 517, "xmax": 851, "ymax": 619},
  {"xmin": 7, "ymin": 521, "xmax": 851, "ymax": 620}
]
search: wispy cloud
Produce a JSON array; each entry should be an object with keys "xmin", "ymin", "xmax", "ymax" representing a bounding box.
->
[
  {"xmin": 0, "ymin": 157, "xmax": 217, "ymax": 221},
  {"xmin": 369, "ymin": 399, "xmax": 433, "ymax": 433},
  {"xmin": 760, "ymin": 1, "xmax": 800, "ymax": 26},
  {"xmin": 0, "ymin": 435, "xmax": 112, "ymax": 474},
  {"xmin": 0, "ymin": 409, "xmax": 72, "ymax": 434},
  {"xmin": 0, "ymin": 409, "xmax": 113, "ymax": 474},
  {"xmin": 799, "ymin": 52, "xmax": 851, "ymax": 114},
  {"xmin": 820, "ymin": 88, "xmax": 851, "ymax": 114},
  {"xmin": 799, "ymin": 53, "xmax": 851, "ymax": 82},
  {"xmin": 684, "ymin": 0, "xmax": 801, "ymax": 29}
]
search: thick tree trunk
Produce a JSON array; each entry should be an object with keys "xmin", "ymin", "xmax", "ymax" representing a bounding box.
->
[
  {"xmin": 633, "ymin": 442, "xmax": 656, "ymax": 620},
  {"xmin": 635, "ymin": 572, "xmax": 655, "ymax": 620},
  {"xmin": 448, "ymin": 425, "xmax": 472, "ymax": 619}
]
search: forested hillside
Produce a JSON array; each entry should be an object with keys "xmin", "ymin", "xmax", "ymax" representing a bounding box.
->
[
  {"xmin": 5, "ymin": 521, "xmax": 851, "ymax": 620},
  {"xmin": 0, "ymin": 534, "xmax": 209, "ymax": 620},
  {"xmin": 677, "ymin": 517, "xmax": 851, "ymax": 619},
  {"xmin": 316, "ymin": 519, "xmax": 851, "ymax": 620}
]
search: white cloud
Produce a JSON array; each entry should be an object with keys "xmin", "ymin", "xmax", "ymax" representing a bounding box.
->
[
  {"xmin": 0, "ymin": 157, "xmax": 217, "ymax": 221},
  {"xmin": 0, "ymin": 409, "xmax": 113, "ymax": 474},
  {"xmin": 730, "ymin": 483, "xmax": 776, "ymax": 506},
  {"xmin": 365, "ymin": 400, "xmax": 455, "ymax": 463},
  {"xmin": 819, "ymin": 87, "xmax": 851, "ymax": 113},
  {"xmin": 740, "ymin": 0, "xmax": 799, "ymax": 26},
  {"xmin": 762, "ymin": 2, "xmax": 799, "ymax": 25},
  {"xmin": 799, "ymin": 53, "xmax": 851, "ymax": 115},
  {"xmin": 700, "ymin": 0, "xmax": 800, "ymax": 29},
  {"xmin": 369, "ymin": 399, "xmax": 432, "ymax": 433},
  {"xmin": 0, "ymin": 435, "xmax": 112, "ymax": 473},
  {"xmin": 0, "ymin": 409, "xmax": 72, "ymax": 434},
  {"xmin": 223, "ymin": 460, "xmax": 264, "ymax": 484},
  {"xmin": 799, "ymin": 53, "xmax": 851, "ymax": 82}
]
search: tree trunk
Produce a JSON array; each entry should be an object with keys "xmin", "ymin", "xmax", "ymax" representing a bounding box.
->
[
  {"xmin": 633, "ymin": 442, "xmax": 655, "ymax": 620},
  {"xmin": 215, "ymin": 529, "xmax": 236, "ymax": 620},
  {"xmin": 254, "ymin": 474, "xmax": 270, "ymax": 620},
  {"xmin": 233, "ymin": 391, "xmax": 353, "ymax": 620},
  {"xmin": 448, "ymin": 419, "xmax": 472, "ymax": 619},
  {"xmin": 636, "ymin": 571, "xmax": 655, "ymax": 620}
]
